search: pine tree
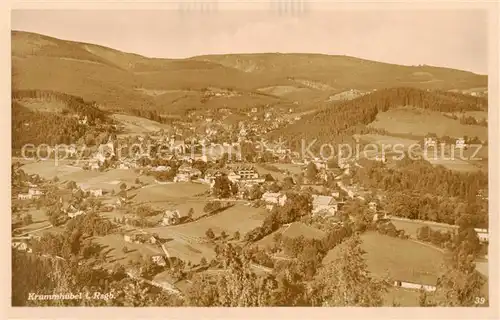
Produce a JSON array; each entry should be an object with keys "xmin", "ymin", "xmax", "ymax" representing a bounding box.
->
[{"xmin": 310, "ymin": 233, "xmax": 386, "ymax": 306}]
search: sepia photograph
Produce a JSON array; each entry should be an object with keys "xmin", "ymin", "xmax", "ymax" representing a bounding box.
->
[{"xmin": 4, "ymin": 0, "xmax": 499, "ymax": 316}]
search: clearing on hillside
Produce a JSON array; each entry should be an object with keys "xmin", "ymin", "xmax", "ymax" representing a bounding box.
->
[
  {"xmin": 322, "ymin": 231, "xmax": 445, "ymax": 306},
  {"xmin": 146, "ymin": 204, "xmax": 268, "ymax": 239},
  {"xmin": 112, "ymin": 113, "xmax": 171, "ymax": 134},
  {"xmin": 20, "ymin": 160, "xmax": 83, "ymax": 180},
  {"xmin": 131, "ymin": 183, "xmax": 209, "ymax": 205},
  {"xmin": 389, "ymin": 217, "xmax": 458, "ymax": 239},
  {"xmin": 368, "ymin": 107, "xmax": 488, "ymax": 142}
]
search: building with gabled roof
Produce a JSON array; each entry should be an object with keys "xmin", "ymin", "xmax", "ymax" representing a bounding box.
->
[{"xmin": 312, "ymin": 195, "xmax": 338, "ymax": 216}]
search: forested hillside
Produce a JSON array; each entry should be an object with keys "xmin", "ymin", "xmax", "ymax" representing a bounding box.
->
[
  {"xmin": 12, "ymin": 89, "xmax": 109, "ymax": 122},
  {"xmin": 12, "ymin": 90, "xmax": 116, "ymax": 150},
  {"xmin": 269, "ymin": 87, "xmax": 487, "ymax": 150}
]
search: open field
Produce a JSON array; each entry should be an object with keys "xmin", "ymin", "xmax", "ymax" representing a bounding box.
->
[
  {"xmin": 426, "ymin": 157, "xmax": 483, "ymax": 172},
  {"xmin": 368, "ymin": 107, "xmax": 488, "ymax": 142},
  {"xmin": 73, "ymin": 168, "xmax": 147, "ymax": 191},
  {"xmin": 389, "ymin": 217, "xmax": 458, "ymax": 239},
  {"xmin": 124, "ymin": 199, "xmax": 208, "ymax": 219},
  {"xmin": 128, "ymin": 204, "xmax": 269, "ymax": 263},
  {"xmin": 131, "ymin": 183, "xmax": 209, "ymax": 205},
  {"xmin": 256, "ymin": 85, "xmax": 311, "ymax": 97},
  {"xmin": 326, "ymin": 89, "xmax": 367, "ymax": 102},
  {"xmin": 12, "ymin": 209, "xmax": 51, "ymax": 234},
  {"xmin": 160, "ymin": 238, "xmax": 216, "ymax": 265},
  {"xmin": 254, "ymin": 164, "xmax": 286, "ymax": 180},
  {"xmin": 256, "ymin": 222, "xmax": 326, "ymax": 248},
  {"xmin": 272, "ymin": 163, "xmax": 304, "ymax": 175},
  {"xmin": 94, "ymin": 233, "xmax": 164, "ymax": 267},
  {"xmin": 20, "ymin": 160, "xmax": 83, "ymax": 180},
  {"xmin": 147, "ymin": 204, "xmax": 268, "ymax": 239},
  {"xmin": 111, "ymin": 113, "xmax": 171, "ymax": 134},
  {"xmin": 443, "ymin": 111, "xmax": 488, "ymax": 122},
  {"xmin": 14, "ymin": 98, "xmax": 66, "ymax": 113},
  {"xmin": 323, "ymin": 232, "xmax": 445, "ymax": 285},
  {"xmin": 476, "ymin": 260, "xmax": 489, "ymax": 278}
]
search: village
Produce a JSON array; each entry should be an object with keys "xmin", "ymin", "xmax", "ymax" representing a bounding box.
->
[{"xmin": 11, "ymin": 106, "xmax": 490, "ymax": 304}]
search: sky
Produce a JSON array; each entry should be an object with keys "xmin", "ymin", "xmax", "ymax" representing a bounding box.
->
[{"xmin": 11, "ymin": 8, "xmax": 488, "ymax": 74}]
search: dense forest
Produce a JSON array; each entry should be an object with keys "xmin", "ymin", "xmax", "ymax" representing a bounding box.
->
[
  {"xmin": 129, "ymin": 109, "xmax": 174, "ymax": 124},
  {"xmin": 353, "ymin": 159, "xmax": 488, "ymax": 227},
  {"xmin": 354, "ymin": 159, "xmax": 487, "ymax": 202},
  {"xmin": 12, "ymin": 102, "xmax": 88, "ymax": 148},
  {"xmin": 269, "ymin": 87, "xmax": 487, "ymax": 151}
]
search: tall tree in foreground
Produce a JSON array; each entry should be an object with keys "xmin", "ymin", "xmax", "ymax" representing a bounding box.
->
[
  {"xmin": 309, "ymin": 234, "xmax": 386, "ymax": 306},
  {"xmin": 186, "ymin": 245, "xmax": 276, "ymax": 307},
  {"xmin": 435, "ymin": 245, "xmax": 486, "ymax": 306}
]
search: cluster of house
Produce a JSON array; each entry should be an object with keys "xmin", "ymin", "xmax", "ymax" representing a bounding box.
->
[
  {"xmin": 173, "ymin": 164, "xmax": 203, "ymax": 182},
  {"xmin": 260, "ymin": 191, "xmax": 343, "ymax": 217},
  {"xmin": 124, "ymin": 232, "xmax": 160, "ymax": 245},
  {"xmin": 88, "ymin": 139, "xmax": 116, "ymax": 170},
  {"xmin": 17, "ymin": 188, "xmax": 44, "ymax": 200},
  {"xmin": 123, "ymin": 232, "xmax": 169, "ymax": 266},
  {"xmin": 423, "ymin": 136, "xmax": 469, "ymax": 149}
]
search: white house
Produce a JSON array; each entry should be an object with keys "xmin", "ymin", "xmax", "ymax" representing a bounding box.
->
[
  {"xmin": 368, "ymin": 201, "xmax": 378, "ymax": 212},
  {"xmin": 151, "ymin": 255, "xmax": 167, "ymax": 267},
  {"xmin": 89, "ymin": 189, "xmax": 103, "ymax": 197},
  {"xmin": 312, "ymin": 195, "xmax": 338, "ymax": 216},
  {"xmin": 393, "ymin": 280, "xmax": 436, "ymax": 292},
  {"xmin": 152, "ymin": 165, "xmax": 171, "ymax": 172},
  {"xmin": 456, "ymin": 137, "xmax": 467, "ymax": 149},
  {"xmin": 474, "ymin": 228, "xmax": 489, "ymax": 243},
  {"xmin": 174, "ymin": 164, "xmax": 202, "ymax": 182},
  {"xmin": 261, "ymin": 192, "xmax": 287, "ymax": 208},
  {"xmin": 28, "ymin": 188, "xmax": 43, "ymax": 196},
  {"xmin": 118, "ymin": 162, "xmax": 129, "ymax": 170},
  {"xmin": 424, "ymin": 137, "xmax": 437, "ymax": 148},
  {"xmin": 227, "ymin": 167, "xmax": 260, "ymax": 183},
  {"xmin": 78, "ymin": 116, "xmax": 88, "ymax": 125},
  {"xmin": 68, "ymin": 210, "xmax": 86, "ymax": 218},
  {"xmin": 203, "ymin": 170, "xmax": 225, "ymax": 185}
]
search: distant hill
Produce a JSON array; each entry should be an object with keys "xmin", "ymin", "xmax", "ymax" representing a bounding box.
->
[
  {"xmin": 12, "ymin": 31, "xmax": 487, "ymax": 115},
  {"xmin": 267, "ymin": 87, "xmax": 488, "ymax": 151}
]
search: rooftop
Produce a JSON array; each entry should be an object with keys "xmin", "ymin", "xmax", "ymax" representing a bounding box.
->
[{"xmin": 312, "ymin": 195, "xmax": 336, "ymax": 206}]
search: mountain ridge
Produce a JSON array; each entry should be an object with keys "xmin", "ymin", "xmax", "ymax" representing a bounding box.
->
[{"xmin": 11, "ymin": 30, "xmax": 488, "ymax": 115}]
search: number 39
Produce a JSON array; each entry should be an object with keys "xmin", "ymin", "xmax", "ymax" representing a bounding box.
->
[{"xmin": 475, "ymin": 297, "xmax": 486, "ymax": 305}]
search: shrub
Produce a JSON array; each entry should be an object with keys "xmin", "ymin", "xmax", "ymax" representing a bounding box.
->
[{"xmin": 205, "ymin": 228, "xmax": 215, "ymax": 239}]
